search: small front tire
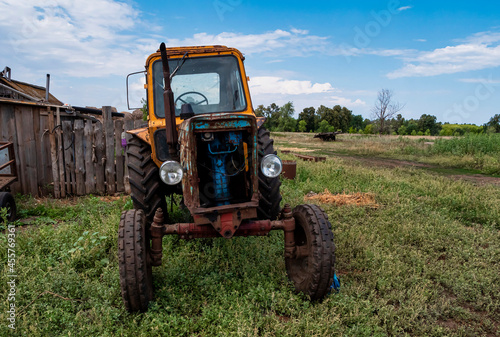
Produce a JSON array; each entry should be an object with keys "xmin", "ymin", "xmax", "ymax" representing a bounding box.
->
[
  {"xmin": 118, "ymin": 209, "xmax": 154, "ymax": 312},
  {"xmin": 285, "ymin": 204, "xmax": 336, "ymax": 300}
]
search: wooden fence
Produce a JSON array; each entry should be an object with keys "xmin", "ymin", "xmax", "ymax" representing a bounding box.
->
[{"xmin": 0, "ymin": 101, "xmax": 144, "ymax": 197}]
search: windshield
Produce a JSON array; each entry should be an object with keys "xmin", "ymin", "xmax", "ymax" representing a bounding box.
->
[{"xmin": 153, "ymin": 55, "xmax": 247, "ymax": 117}]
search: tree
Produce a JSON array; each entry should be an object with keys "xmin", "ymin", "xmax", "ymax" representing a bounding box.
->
[
  {"xmin": 277, "ymin": 102, "xmax": 296, "ymax": 132},
  {"xmin": 397, "ymin": 125, "xmax": 407, "ymax": 135},
  {"xmin": 317, "ymin": 120, "xmax": 331, "ymax": 133},
  {"xmin": 350, "ymin": 114, "xmax": 364, "ymax": 131},
  {"xmin": 391, "ymin": 113, "xmax": 405, "ymax": 133},
  {"xmin": 298, "ymin": 107, "xmax": 318, "ymax": 132},
  {"xmin": 371, "ymin": 89, "xmax": 405, "ymax": 134},
  {"xmin": 140, "ymin": 98, "xmax": 148, "ymax": 121},
  {"xmin": 255, "ymin": 103, "xmax": 281, "ymax": 130},
  {"xmin": 487, "ymin": 114, "xmax": 500, "ymax": 133},
  {"xmin": 417, "ymin": 114, "xmax": 440, "ymax": 135},
  {"xmin": 298, "ymin": 120, "xmax": 307, "ymax": 132}
]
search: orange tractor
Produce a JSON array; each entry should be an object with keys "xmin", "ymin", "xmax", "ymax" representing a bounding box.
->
[{"xmin": 118, "ymin": 43, "xmax": 336, "ymax": 312}]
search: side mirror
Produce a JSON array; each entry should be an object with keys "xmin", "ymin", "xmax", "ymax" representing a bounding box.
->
[{"xmin": 126, "ymin": 70, "xmax": 147, "ymax": 110}]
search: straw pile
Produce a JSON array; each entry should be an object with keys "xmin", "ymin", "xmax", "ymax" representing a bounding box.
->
[{"xmin": 304, "ymin": 189, "xmax": 378, "ymax": 207}]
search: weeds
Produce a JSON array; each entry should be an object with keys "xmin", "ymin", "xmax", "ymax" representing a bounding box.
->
[
  {"xmin": 274, "ymin": 132, "xmax": 500, "ymax": 175},
  {"xmin": 0, "ymin": 139, "xmax": 499, "ymax": 336}
]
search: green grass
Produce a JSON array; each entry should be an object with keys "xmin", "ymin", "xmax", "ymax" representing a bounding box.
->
[
  {"xmin": 273, "ymin": 132, "xmax": 500, "ymax": 175},
  {"xmin": 1, "ymin": 147, "xmax": 499, "ymax": 336},
  {"xmin": 431, "ymin": 133, "xmax": 500, "ymax": 156}
]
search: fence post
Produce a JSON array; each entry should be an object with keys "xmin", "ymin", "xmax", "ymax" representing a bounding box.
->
[
  {"xmin": 103, "ymin": 106, "xmax": 116, "ymax": 194},
  {"xmin": 48, "ymin": 108, "xmax": 60, "ymax": 198},
  {"xmin": 84, "ymin": 120, "xmax": 96, "ymax": 194},
  {"xmin": 115, "ymin": 119, "xmax": 125, "ymax": 192},
  {"xmin": 62, "ymin": 120, "xmax": 75, "ymax": 194},
  {"xmin": 56, "ymin": 107, "xmax": 66, "ymax": 197},
  {"xmin": 74, "ymin": 120, "xmax": 85, "ymax": 195},
  {"xmin": 94, "ymin": 121, "xmax": 106, "ymax": 194}
]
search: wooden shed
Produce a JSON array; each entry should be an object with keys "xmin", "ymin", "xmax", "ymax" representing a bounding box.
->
[{"xmin": 0, "ymin": 67, "xmax": 138, "ymax": 197}]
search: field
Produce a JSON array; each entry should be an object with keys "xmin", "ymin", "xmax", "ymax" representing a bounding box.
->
[{"xmin": 1, "ymin": 133, "xmax": 499, "ymax": 336}]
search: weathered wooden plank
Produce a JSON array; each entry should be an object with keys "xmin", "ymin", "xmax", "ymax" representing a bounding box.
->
[
  {"xmin": 74, "ymin": 120, "xmax": 85, "ymax": 195},
  {"xmin": 84, "ymin": 120, "xmax": 96, "ymax": 194},
  {"xmin": 62, "ymin": 120, "xmax": 75, "ymax": 194},
  {"xmin": 114, "ymin": 119, "xmax": 125, "ymax": 192},
  {"xmin": 14, "ymin": 105, "xmax": 27, "ymax": 193},
  {"xmin": 48, "ymin": 108, "xmax": 60, "ymax": 198},
  {"xmin": 39, "ymin": 110, "xmax": 53, "ymax": 194},
  {"xmin": 0, "ymin": 104, "xmax": 21, "ymax": 193},
  {"xmin": 56, "ymin": 107, "xmax": 66, "ymax": 198},
  {"xmin": 103, "ymin": 106, "xmax": 115, "ymax": 194},
  {"xmin": 21, "ymin": 106, "xmax": 38, "ymax": 196},
  {"xmin": 33, "ymin": 107, "xmax": 44, "ymax": 193},
  {"xmin": 94, "ymin": 121, "xmax": 106, "ymax": 194},
  {"xmin": 123, "ymin": 119, "xmax": 134, "ymax": 194}
]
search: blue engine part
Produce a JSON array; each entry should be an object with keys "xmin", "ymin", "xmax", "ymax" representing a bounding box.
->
[{"xmin": 207, "ymin": 132, "xmax": 242, "ymax": 206}]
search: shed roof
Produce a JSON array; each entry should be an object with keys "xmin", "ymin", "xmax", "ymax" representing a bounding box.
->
[{"xmin": 0, "ymin": 72, "xmax": 63, "ymax": 105}]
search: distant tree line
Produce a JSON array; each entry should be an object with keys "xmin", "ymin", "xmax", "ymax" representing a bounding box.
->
[
  {"xmin": 255, "ymin": 102, "xmax": 366, "ymax": 133},
  {"xmin": 255, "ymin": 102, "xmax": 500, "ymax": 136}
]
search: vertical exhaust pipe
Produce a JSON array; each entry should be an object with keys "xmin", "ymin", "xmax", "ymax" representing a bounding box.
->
[
  {"xmin": 45, "ymin": 74, "xmax": 50, "ymax": 102},
  {"xmin": 159, "ymin": 42, "xmax": 179, "ymax": 161}
]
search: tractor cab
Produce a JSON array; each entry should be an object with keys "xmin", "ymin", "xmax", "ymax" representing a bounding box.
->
[{"xmin": 151, "ymin": 53, "xmax": 248, "ymax": 117}]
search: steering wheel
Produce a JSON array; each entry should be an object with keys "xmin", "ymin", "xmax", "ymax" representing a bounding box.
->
[{"xmin": 175, "ymin": 91, "xmax": 209, "ymax": 106}]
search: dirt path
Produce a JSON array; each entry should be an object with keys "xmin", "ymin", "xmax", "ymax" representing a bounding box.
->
[{"xmin": 334, "ymin": 154, "xmax": 500, "ymax": 186}]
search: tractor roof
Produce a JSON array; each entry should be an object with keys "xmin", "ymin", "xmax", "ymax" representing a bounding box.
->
[{"xmin": 145, "ymin": 45, "xmax": 244, "ymax": 67}]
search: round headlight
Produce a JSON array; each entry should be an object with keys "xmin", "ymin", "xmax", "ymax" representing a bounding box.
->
[
  {"xmin": 261, "ymin": 154, "xmax": 282, "ymax": 178},
  {"xmin": 159, "ymin": 161, "xmax": 183, "ymax": 185}
]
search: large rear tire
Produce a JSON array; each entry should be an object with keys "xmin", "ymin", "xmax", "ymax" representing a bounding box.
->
[
  {"xmin": 257, "ymin": 127, "xmax": 282, "ymax": 220},
  {"xmin": 127, "ymin": 136, "xmax": 167, "ymax": 222},
  {"xmin": 0, "ymin": 192, "xmax": 16, "ymax": 222},
  {"xmin": 118, "ymin": 209, "xmax": 154, "ymax": 312},
  {"xmin": 285, "ymin": 204, "xmax": 336, "ymax": 300}
]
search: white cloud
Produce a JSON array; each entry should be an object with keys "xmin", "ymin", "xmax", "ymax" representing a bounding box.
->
[
  {"xmin": 249, "ymin": 76, "xmax": 334, "ymax": 96},
  {"xmin": 388, "ymin": 31, "xmax": 500, "ymax": 78},
  {"xmin": 0, "ymin": 0, "xmax": 149, "ymax": 78},
  {"xmin": 328, "ymin": 96, "xmax": 366, "ymax": 107},
  {"xmin": 459, "ymin": 77, "xmax": 500, "ymax": 84},
  {"xmin": 337, "ymin": 46, "xmax": 416, "ymax": 57},
  {"xmin": 0, "ymin": 0, "xmax": 368, "ymax": 112},
  {"xmin": 266, "ymin": 59, "xmax": 284, "ymax": 64},
  {"xmin": 290, "ymin": 28, "xmax": 309, "ymax": 35},
  {"xmin": 414, "ymin": 39, "xmax": 427, "ymax": 42},
  {"xmin": 397, "ymin": 6, "xmax": 412, "ymax": 11},
  {"xmin": 165, "ymin": 30, "xmax": 329, "ymax": 56},
  {"xmin": 248, "ymin": 77, "xmax": 367, "ymax": 115}
]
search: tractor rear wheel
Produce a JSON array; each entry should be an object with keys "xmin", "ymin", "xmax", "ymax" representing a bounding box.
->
[
  {"xmin": 127, "ymin": 136, "xmax": 167, "ymax": 223},
  {"xmin": 0, "ymin": 192, "xmax": 16, "ymax": 222},
  {"xmin": 285, "ymin": 204, "xmax": 335, "ymax": 300},
  {"xmin": 257, "ymin": 127, "xmax": 282, "ymax": 220},
  {"xmin": 118, "ymin": 209, "xmax": 154, "ymax": 312}
]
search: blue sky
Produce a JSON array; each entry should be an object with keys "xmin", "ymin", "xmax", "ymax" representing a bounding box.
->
[{"xmin": 1, "ymin": 0, "xmax": 499, "ymax": 125}]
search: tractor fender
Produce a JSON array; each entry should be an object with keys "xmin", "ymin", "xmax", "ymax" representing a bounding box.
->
[
  {"xmin": 256, "ymin": 117, "xmax": 266, "ymax": 128},
  {"xmin": 126, "ymin": 127, "xmax": 150, "ymax": 145}
]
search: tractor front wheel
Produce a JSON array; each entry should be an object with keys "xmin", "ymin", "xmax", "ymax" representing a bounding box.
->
[
  {"xmin": 118, "ymin": 209, "xmax": 154, "ymax": 312},
  {"xmin": 0, "ymin": 192, "xmax": 16, "ymax": 222},
  {"xmin": 285, "ymin": 204, "xmax": 336, "ymax": 300}
]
